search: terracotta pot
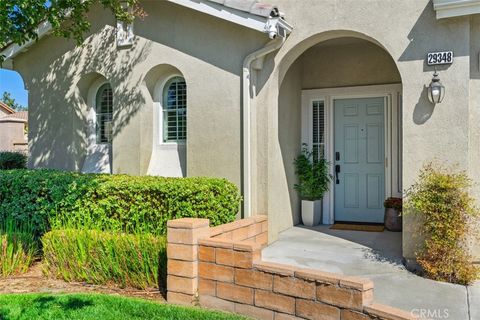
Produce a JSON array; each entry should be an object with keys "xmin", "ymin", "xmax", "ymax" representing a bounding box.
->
[{"xmin": 384, "ymin": 208, "xmax": 402, "ymax": 232}]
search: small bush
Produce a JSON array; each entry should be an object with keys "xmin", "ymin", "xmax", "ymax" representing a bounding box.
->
[
  {"xmin": 42, "ymin": 229, "xmax": 166, "ymax": 289},
  {"xmin": 0, "ymin": 169, "xmax": 241, "ymax": 236},
  {"xmin": 0, "ymin": 219, "xmax": 37, "ymax": 277},
  {"xmin": 405, "ymin": 163, "xmax": 479, "ymax": 285},
  {"xmin": 0, "ymin": 152, "xmax": 27, "ymax": 170}
]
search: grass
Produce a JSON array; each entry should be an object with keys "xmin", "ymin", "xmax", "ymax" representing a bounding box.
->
[{"xmin": 0, "ymin": 293, "xmax": 248, "ymax": 320}]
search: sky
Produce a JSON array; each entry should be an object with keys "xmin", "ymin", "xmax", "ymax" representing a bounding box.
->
[{"xmin": 0, "ymin": 69, "xmax": 28, "ymax": 107}]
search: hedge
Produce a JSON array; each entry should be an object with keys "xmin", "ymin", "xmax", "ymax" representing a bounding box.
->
[
  {"xmin": 0, "ymin": 152, "xmax": 27, "ymax": 170},
  {"xmin": 42, "ymin": 229, "xmax": 166, "ymax": 289},
  {"xmin": 0, "ymin": 169, "xmax": 241, "ymax": 236}
]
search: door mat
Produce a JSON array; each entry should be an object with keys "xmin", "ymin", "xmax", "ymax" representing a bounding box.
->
[{"xmin": 330, "ymin": 223, "xmax": 384, "ymax": 232}]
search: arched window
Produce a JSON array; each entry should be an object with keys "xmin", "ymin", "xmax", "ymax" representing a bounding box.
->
[
  {"xmin": 163, "ymin": 77, "xmax": 186, "ymax": 143},
  {"xmin": 95, "ymin": 83, "xmax": 113, "ymax": 144}
]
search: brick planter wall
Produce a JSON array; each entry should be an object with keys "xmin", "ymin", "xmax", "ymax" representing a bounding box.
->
[{"xmin": 167, "ymin": 217, "xmax": 415, "ymax": 320}]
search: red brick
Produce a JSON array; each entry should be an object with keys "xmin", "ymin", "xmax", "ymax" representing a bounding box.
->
[
  {"xmin": 216, "ymin": 248, "xmax": 235, "ymax": 266},
  {"xmin": 247, "ymin": 223, "xmax": 263, "ymax": 238},
  {"xmin": 199, "ymin": 262, "xmax": 234, "ymax": 282},
  {"xmin": 200, "ymin": 295, "xmax": 235, "ymax": 313},
  {"xmin": 167, "ymin": 275, "xmax": 197, "ymax": 295},
  {"xmin": 295, "ymin": 268, "xmax": 341, "ymax": 285},
  {"xmin": 167, "ymin": 243, "xmax": 197, "ymax": 261},
  {"xmin": 235, "ymin": 269, "xmax": 273, "ymax": 290},
  {"xmin": 217, "ymin": 282, "xmax": 254, "ymax": 305},
  {"xmin": 339, "ymin": 276, "xmax": 374, "ymax": 291},
  {"xmin": 199, "ymin": 245, "xmax": 215, "ymax": 262},
  {"xmin": 296, "ymin": 299, "xmax": 340, "ymax": 320},
  {"xmin": 254, "ymin": 215, "xmax": 267, "ymax": 223},
  {"xmin": 232, "ymin": 226, "xmax": 250, "ymax": 241},
  {"xmin": 255, "ymin": 232, "xmax": 268, "ymax": 246},
  {"xmin": 364, "ymin": 303, "xmax": 416, "ymax": 320},
  {"xmin": 261, "ymin": 221, "xmax": 268, "ymax": 232},
  {"xmin": 234, "ymin": 250, "xmax": 260, "ymax": 268},
  {"xmin": 254, "ymin": 261, "xmax": 296, "ymax": 276},
  {"xmin": 235, "ymin": 303, "xmax": 274, "ymax": 320},
  {"xmin": 273, "ymin": 275, "xmax": 315, "ymax": 299},
  {"xmin": 167, "ymin": 292, "xmax": 195, "ymax": 305},
  {"xmin": 234, "ymin": 241, "xmax": 261, "ymax": 252},
  {"xmin": 167, "ymin": 259, "xmax": 197, "ymax": 278},
  {"xmin": 254, "ymin": 290, "xmax": 295, "ymax": 314},
  {"xmin": 316, "ymin": 284, "xmax": 367, "ymax": 311},
  {"xmin": 199, "ymin": 238, "xmax": 234, "ymax": 249},
  {"xmin": 167, "ymin": 218, "xmax": 209, "ymax": 229},
  {"xmin": 274, "ymin": 313, "xmax": 304, "ymax": 320},
  {"xmin": 198, "ymin": 278, "xmax": 216, "ymax": 296},
  {"xmin": 167, "ymin": 227, "xmax": 209, "ymax": 245},
  {"xmin": 341, "ymin": 309, "xmax": 371, "ymax": 320}
]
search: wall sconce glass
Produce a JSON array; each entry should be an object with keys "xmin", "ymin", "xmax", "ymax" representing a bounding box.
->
[{"xmin": 427, "ymin": 71, "xmax": 445, "ymax": 104}]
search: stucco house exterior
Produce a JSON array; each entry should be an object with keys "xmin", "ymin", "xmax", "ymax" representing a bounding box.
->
[
  {"xmin": 1, "ymin": 0, "xmax": 480, "ymax": 265},
  {"xmin": 0, "ymin": 102, "xmax": 28, "ymax": 152}
]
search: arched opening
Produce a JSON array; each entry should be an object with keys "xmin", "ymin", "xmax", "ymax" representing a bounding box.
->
[
  {"xmin": 277, "ymin": 34, "xmax": 403, "ymax": 249},
  {"xmin": 76, "ymin": 72, "xmax": 113, "ymax": 174},
  {"xmin": 143, "ymin": 64, "xmax": 187, "ymax": 177},
  {"xmin": 0, "ymin": 69, "xmax": 28, "ymax": 154}
]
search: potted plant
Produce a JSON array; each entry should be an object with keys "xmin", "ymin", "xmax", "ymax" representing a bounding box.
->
[
  {"xmin": 294, "ymin": 144, "xmax": 331, "ymax": 227},
  {"xmin": 384, "ymin": 197, "xmax": 402, "ymax": 231}
]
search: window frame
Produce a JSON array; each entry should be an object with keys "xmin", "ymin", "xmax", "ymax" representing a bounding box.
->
[
  {"xmin": 95, "ymin": 83, "xmax": 113, "ymax": 145},
  {"xmin": 159, "ymin": 76, "xmax": 187, "ymax": 145}
]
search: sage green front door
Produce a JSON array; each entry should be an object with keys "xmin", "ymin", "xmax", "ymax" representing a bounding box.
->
[{"xmin": 334, "ymin": 97, "xmax": 385, "ymax": 223}]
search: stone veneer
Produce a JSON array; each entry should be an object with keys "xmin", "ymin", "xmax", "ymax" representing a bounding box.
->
[{"xmin": 167, "ymin": 217, "xmax": 416, "ymax": 320}]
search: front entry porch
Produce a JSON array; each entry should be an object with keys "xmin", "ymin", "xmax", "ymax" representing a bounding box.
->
[{"xmin": 262, "ymin": 226, "xmax": 477, "ymax": 320}]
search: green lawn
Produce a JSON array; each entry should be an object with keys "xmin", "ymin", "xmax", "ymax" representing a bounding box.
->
[{"xmin": 0, "ymin": 293, "xmax": 248, "ymax": 320}]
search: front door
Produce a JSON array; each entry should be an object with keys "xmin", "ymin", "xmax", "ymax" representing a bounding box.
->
[{"xmin": 334, "ymin": 97, "xmax": 385, "ymax": 223}]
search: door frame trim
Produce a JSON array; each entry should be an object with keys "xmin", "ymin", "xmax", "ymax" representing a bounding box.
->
[{"xmin": 301, "ymin": 84, "xmax": 402, "ymax": 225}]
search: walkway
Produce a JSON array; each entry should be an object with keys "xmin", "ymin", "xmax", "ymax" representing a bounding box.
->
[{"xmin": 262, "ymin": 226, "xmax": 479, "ymax": 320}]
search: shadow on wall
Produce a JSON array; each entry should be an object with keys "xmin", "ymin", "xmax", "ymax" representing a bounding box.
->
[{"xmin": 28, "ymin": 24, "xmax": 151, "ymax": 171}]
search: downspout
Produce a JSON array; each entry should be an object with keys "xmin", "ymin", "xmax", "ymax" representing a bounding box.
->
[{"xmin": 242, "ymin": 36, "xmax": 286, "ymax": 218}]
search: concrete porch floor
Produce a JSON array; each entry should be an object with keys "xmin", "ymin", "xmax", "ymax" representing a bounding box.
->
[{"xmin": 262, "ymin": 225, "xmax": 479, "ymax": 320}]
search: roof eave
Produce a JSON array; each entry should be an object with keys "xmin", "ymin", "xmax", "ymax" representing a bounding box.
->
[
  {"xmin": 433, "ymin": 0, "xmax": 480, "ymax": 19},
  {"xmin": 1, "ymin": 21, "xmax": 52, "ymax": 70}
]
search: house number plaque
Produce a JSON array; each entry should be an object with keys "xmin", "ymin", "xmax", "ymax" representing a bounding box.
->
[{"xmin": 427, "ymin": 51, "xmax": 453, "ymax": 66}]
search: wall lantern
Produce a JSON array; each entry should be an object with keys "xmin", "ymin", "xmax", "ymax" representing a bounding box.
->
[{"xmin": 427, "ymin": 70, "xmax": 445, "ymax": 104}]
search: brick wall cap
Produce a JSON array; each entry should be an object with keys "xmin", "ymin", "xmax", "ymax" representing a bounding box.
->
[
  {"xmin": 167, "ymin": 218, "xmax": 210, "ymax": 229},
  {"xmin": 234, "ymin": 241, "xmax": 261, "ymax": 252},
  {"xmin": 199, "ymin": 238, "xmax": 234, "ymax": 249},
  {"xmin": 364, "ymin": 303, "xmax": 417, "ymax": 320},
  {"xmin": 253, "ymin": 215, "xmax": 267, "ymax": 223},
  {"xmin": 222, "ymin": 219, "xmax": 255, "ymax": 233},
  {"xmin": 254, "ymin": 261, "xmax": 296, "ymax": 276},
  {"xmin": 294, "ymin": 268, "xmax": 341, "ymax": 285},
  {"xmin": 210, "ymin": 225, "xmax": 224, "ymax": 237},
  {"xmin": 339, "ymin": 276, "xmax": 374, "ymax": 291}
]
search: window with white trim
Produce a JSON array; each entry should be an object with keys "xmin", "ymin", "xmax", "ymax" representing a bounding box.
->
[
  {"xmin": 163, "ymin": 77, "xmax": 187, "ymax": 143},
  {"xmin": 95, "ymin": 83, "xmax": 113, "ymax": 144},
  {"xmin": 312, "ymin": 100, "xmax": 325, "ymax": 162}
]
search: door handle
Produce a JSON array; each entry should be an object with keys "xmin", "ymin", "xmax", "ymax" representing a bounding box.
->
[{"xmin": 335, "ymin": 165, "xmax": 341, "ymax": 184}]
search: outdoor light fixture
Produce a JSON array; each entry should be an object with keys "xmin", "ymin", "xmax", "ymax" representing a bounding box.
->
[{"xmin": 427, "ymin": 70, "xmax": 445, "ymax": 104}]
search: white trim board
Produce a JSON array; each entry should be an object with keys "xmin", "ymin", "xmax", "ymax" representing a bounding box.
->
[
  {"xmin": 301, "ymin": 84, "xmax": 402, "ymax": 225},
  {"xmin": 433, "ymin": 0, "xmax": 480, "ymax": 19}
]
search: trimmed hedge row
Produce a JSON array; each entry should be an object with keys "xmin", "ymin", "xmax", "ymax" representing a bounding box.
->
[
  {"xmin": 0, "ymin": 152, "xmax": 27, "ymax": 170},
  {"xmin": 42, "ymin": 229, "xmax": 166, "ymax": 289},
  {"xmin": 0, "ymin": 169, "xmax": 241, "ymax": 236}
]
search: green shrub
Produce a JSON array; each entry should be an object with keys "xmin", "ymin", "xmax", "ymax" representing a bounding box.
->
[
  {"xmin": 0, "ymin": 218, "xmax": 38, "ymax": 277},
  {"xmin": 0, "ymin": 169, "xmax": 241, "ymax": 236},
  {"xmin": 42, "ymin": 229, "xmax": 166, "ymax": 289},
  {"xmin": 0, "ymin": 152, "xmax": 27, "ymax": 170},
  {"xmin": 405, "ymin": 163, "xmax": 479, "ymax": 285}
]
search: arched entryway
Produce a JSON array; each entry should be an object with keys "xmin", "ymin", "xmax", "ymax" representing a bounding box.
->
[{"xmin": 277, "ymin": 33, "xmax": 403, "ymax": 227}]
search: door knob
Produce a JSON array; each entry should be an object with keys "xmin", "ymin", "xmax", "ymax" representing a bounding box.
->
[{"xmin": 335, "ymin": 165, "xmax": 341, "ymax": 184}]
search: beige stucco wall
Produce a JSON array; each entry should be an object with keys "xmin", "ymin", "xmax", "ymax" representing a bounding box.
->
[
  {"xmin": 10, "ymin": 0, "xmax": 479, "ymax": 260},
  {"xmin": 14, "ymin": 1, "xmax": 267, "ymax": 189},
  {"xmin": 0, "ymin": 121, "xmax": 27, "ymax": 152}
]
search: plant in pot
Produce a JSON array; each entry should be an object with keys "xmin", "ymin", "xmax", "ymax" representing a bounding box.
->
[
  {"xmin": 294, "ymin": 144, "xmax": 331, "ymax": 227},
  {"xmin": 384, "ymin": 197, "xmax": 402, "ymax": 231}
]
